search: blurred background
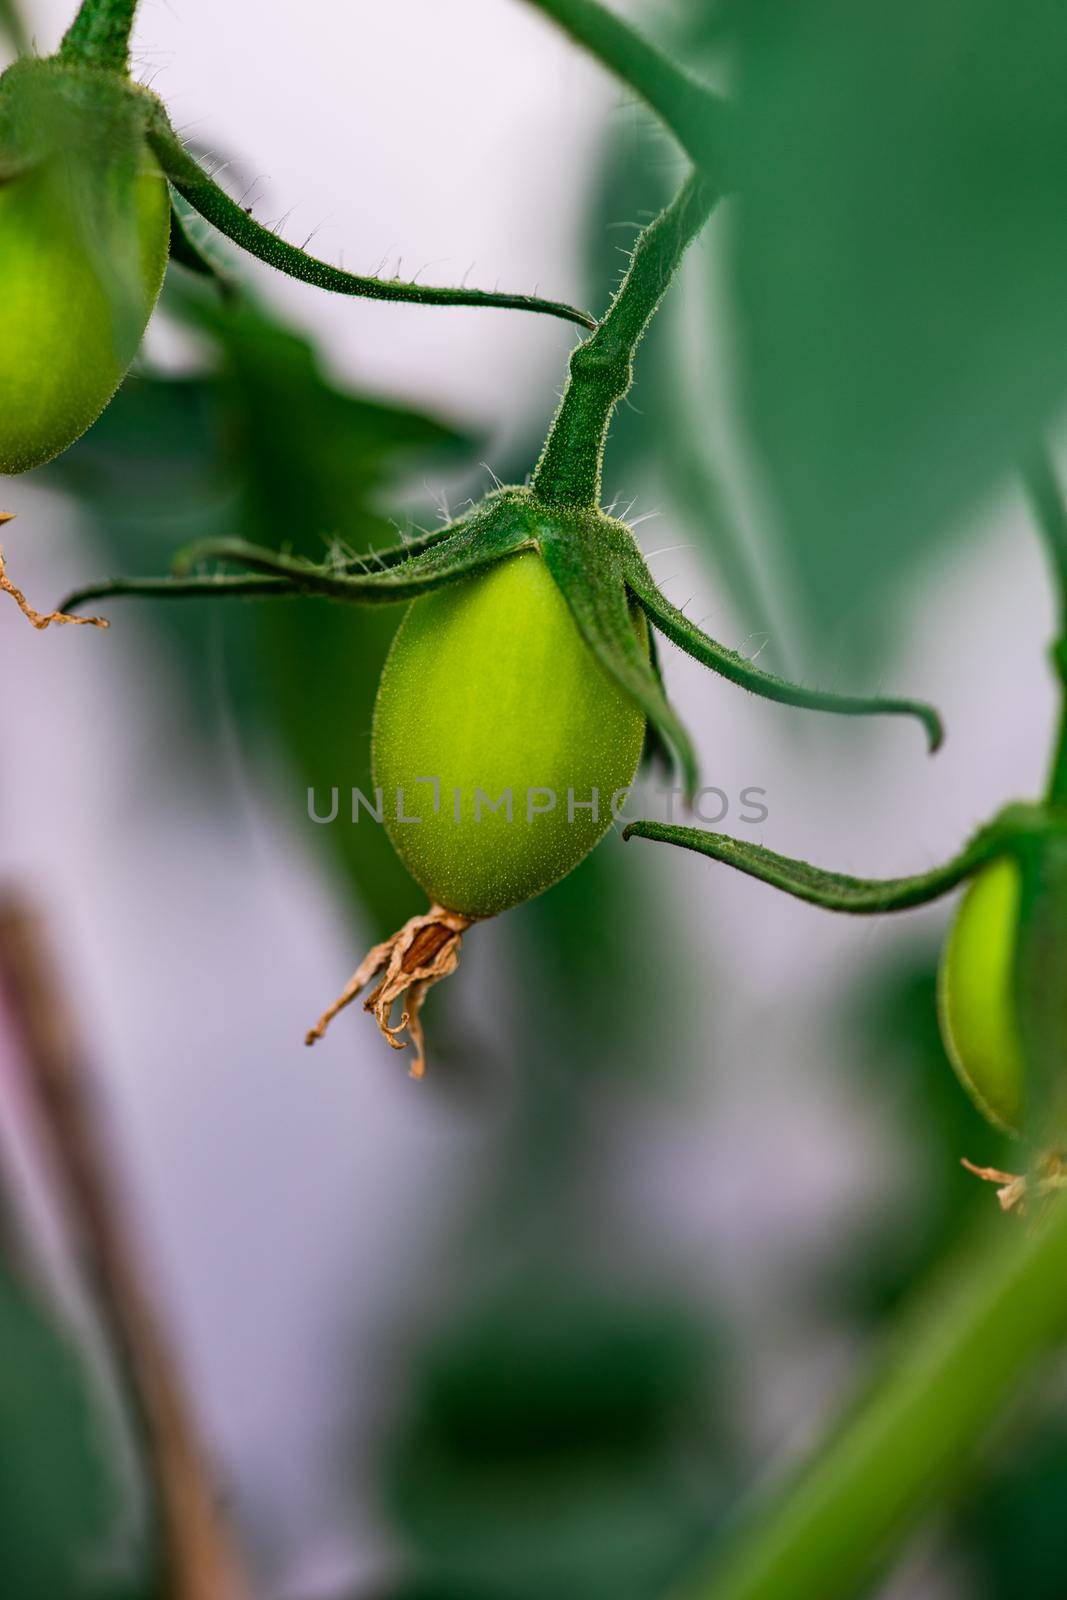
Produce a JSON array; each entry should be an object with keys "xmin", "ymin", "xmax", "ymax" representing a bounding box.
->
[{"xmin": 2, "ymin": 2, "xmax": 1066, "ymax": 1597}]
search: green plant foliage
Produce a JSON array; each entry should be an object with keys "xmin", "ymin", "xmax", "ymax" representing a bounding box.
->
[
  {"xmin": 729, "ymin": 0, "xmax": 1067, "ymax": 643},
  {"xmin": 622, "ymin": 819, "xmax": 992, "ymax": 911},
  {"xmin": 954, "ymin": 1422, "xmax": 1067, "ymax": 1600},
  {"xmin": 520, "ymin": 0, "xmax": 727, "ymax": 177},
  {"xmin": 23, "ymin": 8, "xmax": 1067, "ymax": 1597},
  {"xmin": 50, "ymin": 281, "xmax": 474, "ymax": 936},
  {"xmin": 0, "ymin": 1271, "xmax": 117, "ymax": 1599},
  {"xmin": 583, "ymin": 11, "xmax": 782, "ymax": 656},
  {"xmin": 385, "ymin": 1284, "xmax": 723, "ymax": 1600},
  {"xmin": 676, "ymin": 1195, "xmax": 1067, "ymax": 1600}
]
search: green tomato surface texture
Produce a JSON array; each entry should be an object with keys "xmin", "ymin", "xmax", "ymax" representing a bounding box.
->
[
  {"xmin": 937, "ymin": 856, "xmax": 1025, "ymax": 1134},
  {"xmin": 373, "ymin": 550, "xmax": 648, "ymax": 919},
  {"xmin": 0, "ymin": 148, "xmax": 170, "ymax": 474}
]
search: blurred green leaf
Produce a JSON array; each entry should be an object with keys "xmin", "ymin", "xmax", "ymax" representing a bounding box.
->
[
  {"xmin": 730, "ymin": 0, "xmax": 1067, "ymax": 653},
  {"xmin": 581, "ymin": 17, "xmax": 794, "ymax": 676},
  {"xmin": 955, "ymin": 1422, "xmax": 1067, "ymax": 1600},
  {"xmin": 52, "ymin": 280, "xmax": 477, "ymax": 936},
  {"xmin": 386, "ymin": 1283, "xmax": 724, "ymax": 1600},
  {"xmin": 0, "ymin": 1270, "xmax": 117, "ymax": 1599}
]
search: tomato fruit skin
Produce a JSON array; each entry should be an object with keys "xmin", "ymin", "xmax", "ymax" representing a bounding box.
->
[
  {"xmin": 937, "ymin": 856, "xmax": 1025, "ymax": 1134},
  {"xmin": 372, "ymin": 550, "xmax": 648, "ymax": 919},
  {"xmin": 0, "ymin": 146, "xmax": 170, "ymax": 474}
]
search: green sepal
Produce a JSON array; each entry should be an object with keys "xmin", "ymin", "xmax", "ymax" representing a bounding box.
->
[
  {"xmin": 624, "ymin": 552, "xmax": 944, "ymax": 753},
  {"xmin": 59, "ymin": 511, "xmax": 480, "ymax": 615},
  {"xmin": 171, "ymin": 494, "xmax": 535, "ymax": 603},
  {"xmin": 60, "ymin": 490, "xmax": 941, "ymax": 807},
  {"xmin": 168, "ymin": 193, "xmax": 233, "ymax": 291},
  {"xmin": 621, "ymin": 819, "xmax": 1004, "ymax": 914},
  {"xmin": 145, "ymin": 108, "xmax": 595, "ymax": 330},
  {"xmin": 640, "ymin": 629, "xmax": 674, "ymax": 776},
  {"xmin": 537, "ymin": 514, "xmax": 699, "ymax": 798}
]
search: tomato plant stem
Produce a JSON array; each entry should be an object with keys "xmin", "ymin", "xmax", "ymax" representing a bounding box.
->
[
  {"xmin": 671, "ymin": 1194, "xmax": 1067, "ymax": 1600},
  {"xmin": 518, "ymin": 0, "xmax": 728, "ymax": 175},
  {"xmin": 58, "ymin": 0, "xmax": 138, "ymax": 71},
  {"xmin": 532, "ymin": 171, "xmax": 717, "ymax": 509}
]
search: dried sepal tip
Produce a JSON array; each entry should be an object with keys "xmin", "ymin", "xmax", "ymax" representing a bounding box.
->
[
  {"xmin": 305, "ymin": 904, "xmax": 475, "ymax": 1078},
  {"xmin": 961, "ymin": 1151, "xmax": 1067, "ymax": 1215},
  {"xmin": 0, "ymin": 537, "xmax": 109, "ymax": 631}
]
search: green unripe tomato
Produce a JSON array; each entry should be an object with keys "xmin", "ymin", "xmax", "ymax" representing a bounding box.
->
[
  {"xmin": 0, "ymin": 147, "xmax": 170, "ymax": 473},
  {"xmin": 937, "ymin": 856, "xmax": 1025, "ymax": 1134},
  {"xmin": 372, "ymin": 550, "xmax": 648, "ymax": 919}
]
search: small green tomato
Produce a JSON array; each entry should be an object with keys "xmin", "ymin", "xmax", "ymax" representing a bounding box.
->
[
  {"xmin": 372, "ymin": 549, "xmax": 647, "ymax": 919},
  {"xmin": 0, "ymin": 149, "xmax": 170, "ymax": 474},
  {"xmin": 937, "ymin": 855, "xmax": 1025, "ymax": 1134}
]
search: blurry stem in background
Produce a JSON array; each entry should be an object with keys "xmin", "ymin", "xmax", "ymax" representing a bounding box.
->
[
  {"xmin": 661, "ymin": 277, "xmax": 798, "ymax": 676},
  {"xmin": 673, "ymin": 1194, "xmax": 1067, "ymax": 1600},
  {"xmin": 533, "ymin": 171, "xmax": 718, "ymax": 508},
  {"xmin": 518, "ymin": 0, "xmax": 729, "ymax": 175},
  {"xmin": 58, "ymin": 0, "xmax": 137, "ymax": 71},
  {"xmin": 0, "ymin": 0, "xmax": 27, "ymax": 54},
  {"xmin": 0, "ymin": 894, "xmax": 254, "ymax": 1600},
  {"xmin": 1022, "ymin": 446, "xmax": 1067, "ymax": 805}
]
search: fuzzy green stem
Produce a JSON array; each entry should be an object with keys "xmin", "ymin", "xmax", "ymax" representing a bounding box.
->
[
  {"xmin": 1022, "ymin": 447, "xmax": 1067, "ymax": 805},
  {"xmin": 58, "ymin": 0, "xmax": 137, "ymax": 71},
  {"xmin": 672, "ymin": 1194, "xmax": 1067, "ymax": 1600},
  {"xmin": 532, "ymin": 171, "xmax": 717, "ymax": 509},
  {"xmin": 519, "ymin": 0, "xmax": 728, "ymax": 174}
]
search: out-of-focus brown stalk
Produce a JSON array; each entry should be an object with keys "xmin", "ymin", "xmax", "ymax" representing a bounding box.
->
[{"xmin": 0, "ymin": 891, "xmax": 253, "ymax": 1600}]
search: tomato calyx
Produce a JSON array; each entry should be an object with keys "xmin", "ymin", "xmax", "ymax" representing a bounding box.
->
[
  {"xmin": 60, "ymin": 483, "xmax": 943, "ymax": 806},
  {"xmin": 305, "ymin": 905, "xmax": 475, "ymax": 1079}
]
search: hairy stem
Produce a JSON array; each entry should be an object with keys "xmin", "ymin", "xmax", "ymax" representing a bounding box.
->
[
  {"xmin": 671, "ymin": 1195, "xmax": 1067, "ymax": 1600},
  {"xmin": 532, "ymin": 171, "xmax": 717, "ymax": 508},
  {"xmin": 518, "ymin": 0, "xmax": 728, "ymax": 174},
  {"xmin": 1022, "ymin": 446, "xmax": 1067, "ymax": 804},
  {"xmin": 58, "ymin": 0, "xmax": 137, "ymax": 71}
]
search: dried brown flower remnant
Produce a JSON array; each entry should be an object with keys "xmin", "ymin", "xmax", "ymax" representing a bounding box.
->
[
  {"xmin": 305, "ymin": 903, "xmax": 475, "ymax": 1078},
  {"xmin": 961, "ymin": 1151, "xmax": 1067, "ymax": 1215},
  {"xmin": 0, "ymin": 527, "xmax": 109, "ymax": 631}
]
